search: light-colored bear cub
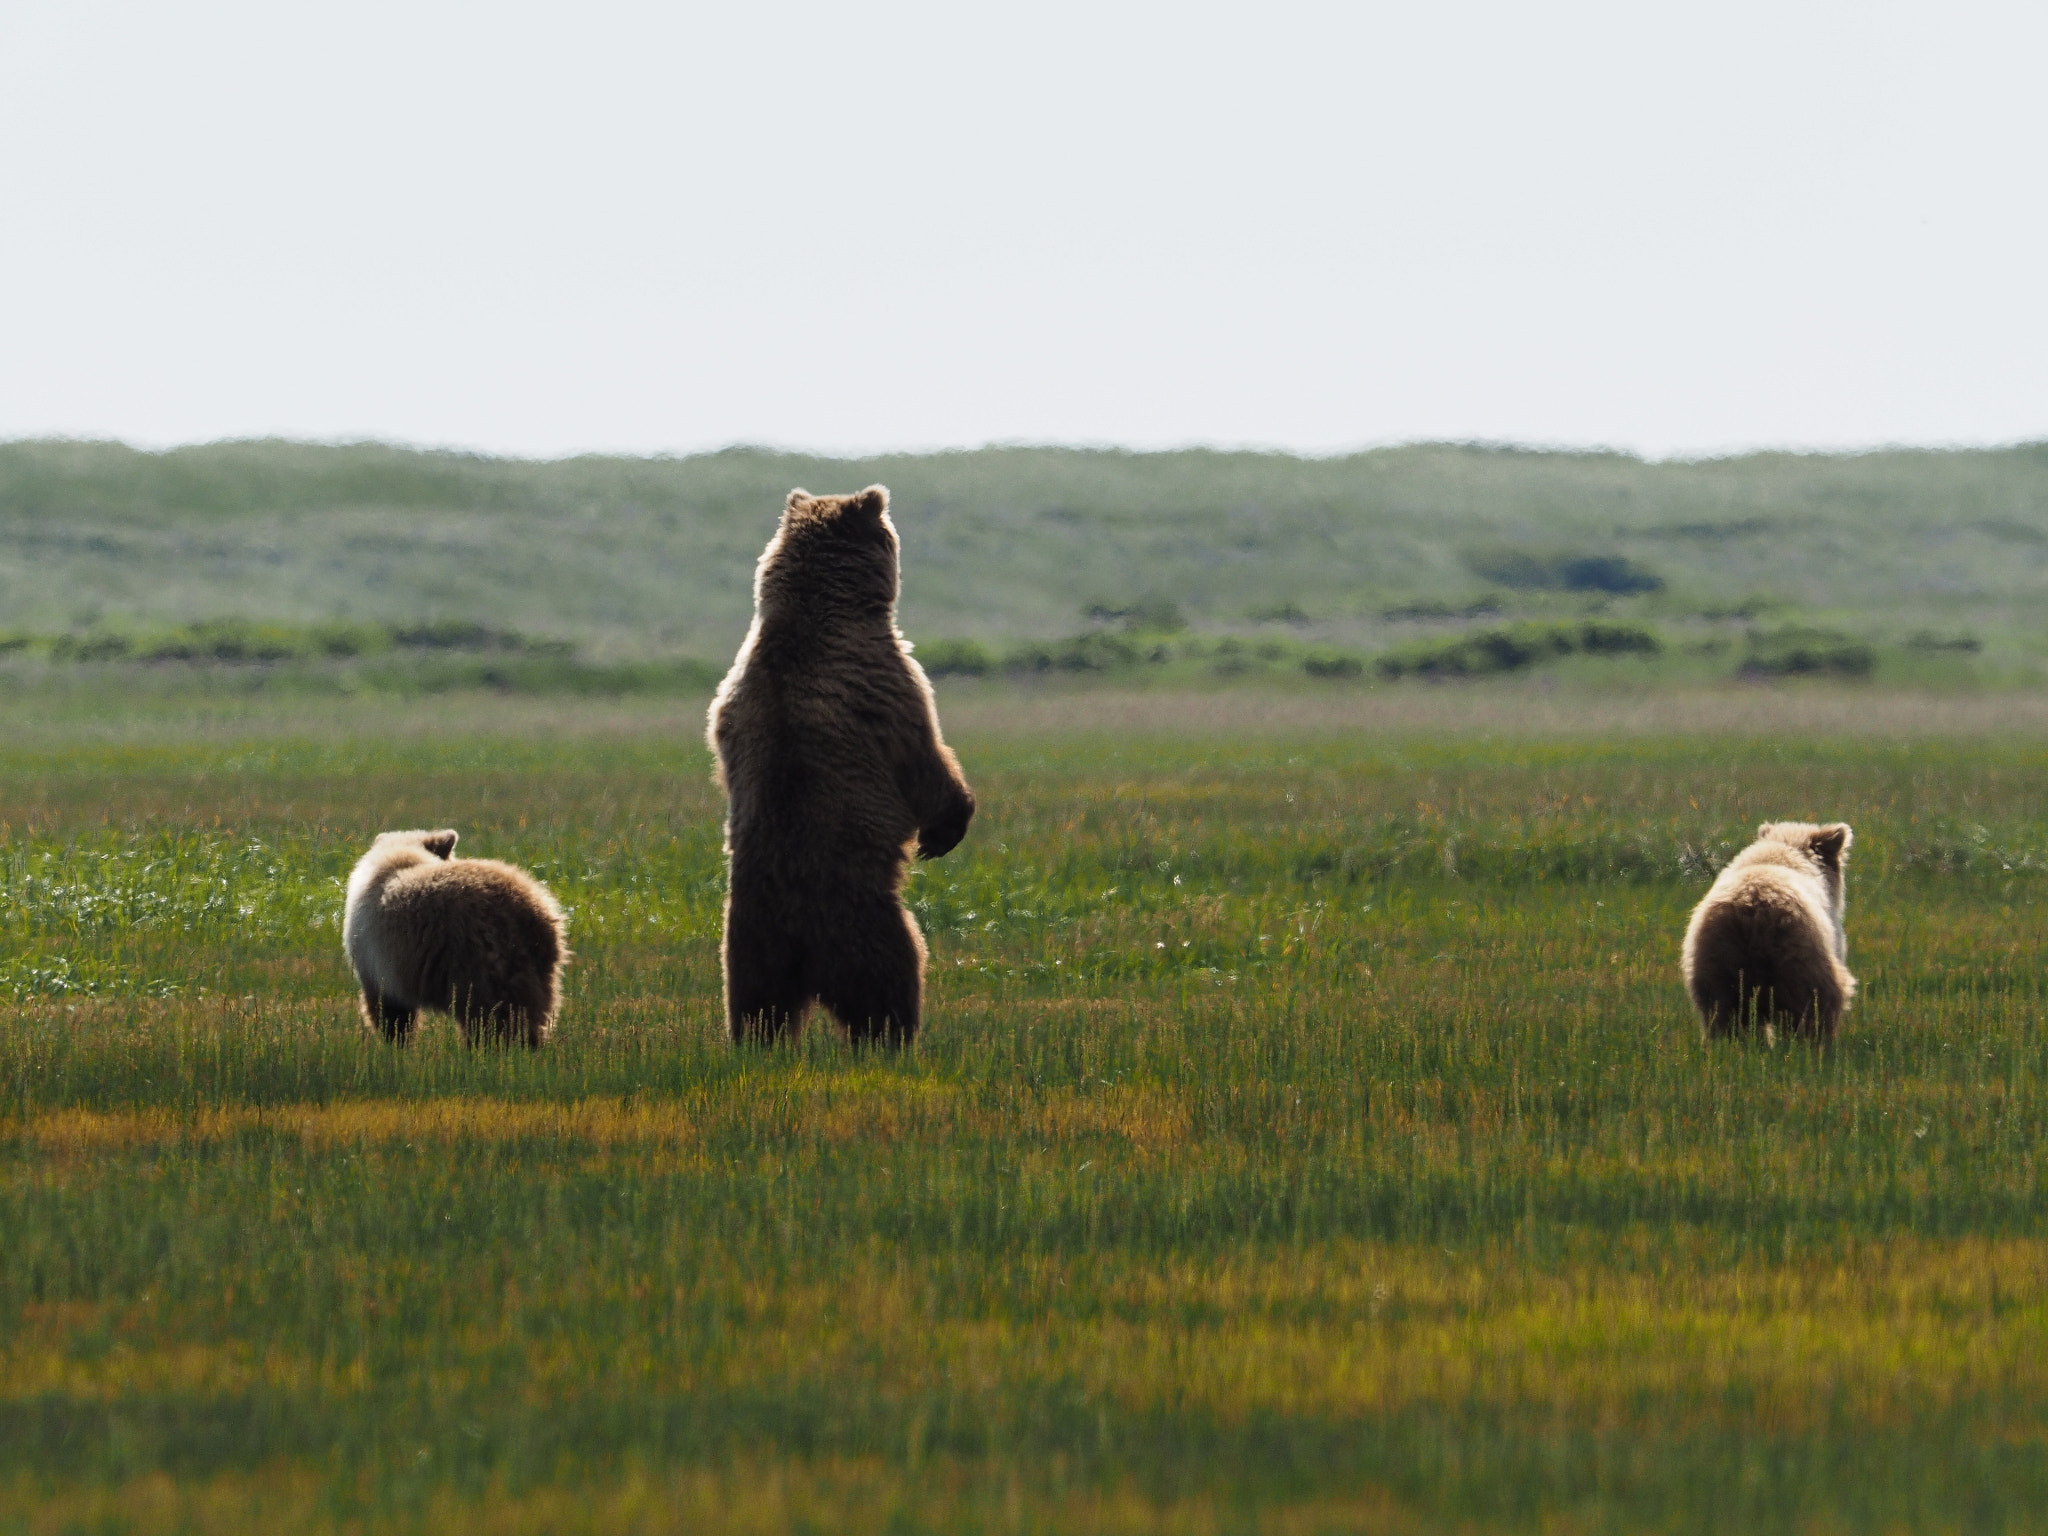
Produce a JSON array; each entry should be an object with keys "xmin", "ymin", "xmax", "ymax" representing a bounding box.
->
[
  {"xmin": 1681, "ymin": 821, "xmax": 1855, "ymax": 1042},
  {"xmin": 343, "ymin": 829, "xmax": 567, "ymax": 1048}
]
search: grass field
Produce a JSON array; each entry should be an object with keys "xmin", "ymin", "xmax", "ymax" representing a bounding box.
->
[{"xmin": 4, "ymin": 683, "xmax": 2048, "ymax": 1533}]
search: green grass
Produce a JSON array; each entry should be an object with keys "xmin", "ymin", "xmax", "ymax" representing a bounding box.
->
[{"xmin": 4, "ymin": 687, "xmax": 2048, "ymax": 1532}]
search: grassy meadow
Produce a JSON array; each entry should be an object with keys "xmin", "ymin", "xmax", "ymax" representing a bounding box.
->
[{"xmin": 3, "ymin": 682, "xmax": 2048, "ymax": 1532}]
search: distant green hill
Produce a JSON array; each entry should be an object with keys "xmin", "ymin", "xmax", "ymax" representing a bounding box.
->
[{"xmin": 4, "ymin": 438, "xmax": 2046, "ymax": 673}]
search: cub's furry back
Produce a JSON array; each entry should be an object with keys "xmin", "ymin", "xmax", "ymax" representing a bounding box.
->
[
  {"xmin": 342, "ymin": 828, "xmax": 567, "ymax": 1048},
  {"xmin": 707, "ymin": 484, "xmax": 976, "ymax": 1047},
  {"xmin": 1681, "ymin": 821, "xmax": 1855, "ymax": 1042}
]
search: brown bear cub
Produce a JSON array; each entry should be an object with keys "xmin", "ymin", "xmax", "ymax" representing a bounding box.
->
[
  {"xmin": 1681, "ymin": 821, "xmax": 1855, "ymax": 1042},
  {"xmin": 343, "ymin": 829, "xmax": 567, "ymax": 1048},
  {"xmin": 707, "ymin": 485, "xmax": 976, "ymax": 1047}
]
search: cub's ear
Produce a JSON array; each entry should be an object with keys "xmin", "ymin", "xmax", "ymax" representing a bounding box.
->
[
  {"xmin": 1758, "ymin": 822, "xmax": 1775, "ymax": 840},
  {"xmin": 1809, "ymin": 824, "xmax": 1851, "ymax": 867},
  {"xmin": 784, "ymin": 488, "xmax": 813, "ymax": 512},
  {"xmin": 846, "ymin": 484, "xmax": 889, "ymax": 520},
  {"xmin": 422, "ymin": 829, "xmax": 458, "ymax": 859}
]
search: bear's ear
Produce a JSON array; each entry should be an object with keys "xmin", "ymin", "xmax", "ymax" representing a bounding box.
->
[
  {"xmin": 422, "ymin": 829, "xmax": 458, "ymax": 859},
  {"xmin": 785, "ymin": 488, "xmax": 813, "ymax": 512},
  {"xmin": 845, "ymin": 484, "xmax": 888, "ymax": 521},
  {"xmin": 1809, "ymin": 824, "xmax": 1851, "ymax": 867},
  {"xmin": 1758, "ymin": 822, "xmax": 1775, "ymax": 841}
]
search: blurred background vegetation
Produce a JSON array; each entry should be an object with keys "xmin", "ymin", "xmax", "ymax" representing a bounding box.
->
[{"xmin": 2, "ymin": 437, "xmax": 2043, "ymax": 690}]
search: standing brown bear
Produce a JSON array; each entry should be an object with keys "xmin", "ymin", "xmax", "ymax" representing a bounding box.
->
[{"xmin": 707, "ymin": 485, "xmax": 976, "ymax": 1046}]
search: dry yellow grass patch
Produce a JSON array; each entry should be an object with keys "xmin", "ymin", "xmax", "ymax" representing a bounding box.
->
[
  {"xmin": 584, "ymin": 1239, "xmax": 2048, "ymax": 1439},
  {"xmin": 0, "ymin": 1336, "xmax": 349, "ymax": 1405},
  {"xmin": 1054, "ymin": 1238, "xmax": 2048, "ymax": 1432},
  {"xmin": 0, "ymin": 1470, "xmax": 333, "ymax": 1536},
  {"xmin": 9, "ymin": 1098, "xmax": 708, "ymax": 1152},
  {"xmin": 5, "ymin": 1079, "xmax": 1196, "ymax": 1159},
  {"xmin": 985, "ymin": 1083, "xmax": 1195, "ymax": 1153},
  {"xmin": 0, "ymin": 1462, "xmax": 1464, "ymax": 1536}
]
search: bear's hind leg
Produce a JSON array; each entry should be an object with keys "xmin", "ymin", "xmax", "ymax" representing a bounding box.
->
[
  {"xmin": 489, "ymin": 972, "xmax": 556, "ymax": 1049},
  {"xmin": 1782, "ymin": 971, "xmax": 1846, "ymax": 1045},
  {"xmin": 723, "ymin": 905, "xmax": 811, "ymax": 1045},
  {"xmin": 359, "ymin": 985, "xmax": 417, "ymax": 1044},
  {"xmin": 447, "ymin": 979, "xmax": 545, "ymax": 1050},
  {"xmin": 446, "ymin": 981, "xmax": 490, "ymax": 1048},
  {"xmin": 816, "ymin": 904, "xmax": 925, "ymax": 1049}
]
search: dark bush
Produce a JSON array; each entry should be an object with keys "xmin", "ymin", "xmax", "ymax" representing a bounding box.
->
[
  {"xmin": 1054, "ymin": 632, "xmax": 1141, "ymax": 671},
  {"xmin": 357, "ymin": 656, "xmax": 722, "ymax": 696},
  {"xmin": 1905, "ymin": 630, "xmax": 1983, "ymax": 654},
  {"xmin": 42, "ymin": 618, "xmax": 580, "ymax": 667},
  {"xmin": 389, "ymin": 619, "xmax": 496, "ymax": 649},
  {"xmin": 1378, "ymin": 621, "xmax": 1661, "ymax": 680},
  {"xmin": 1248, "ymin": 601, "xmax": 1311, "ymax": 625},
  {"xmin": 52, "ymin": 634, "xmax": 135, "ymax": 662},
  {"xmin": 1382, "ymin": 597, "xmax": 1503, "ymax": 622},
  {"xmin": 388, "ymin": 621, "xmax": 570, "ymax": 657},
  {"xmin": 1464, "ymin": 549, "xmax": 1664, "ymax": 595},
  {"xmin": 1577, "ymin": 620, "xmax": 1663, "ymax": 656},
  {"xmin": 311, "ymin": 623, "xmax": 390, "ymax": 658},
  {"xmin": 915, "ymin": 639, "xmax": 994, "ymax": 677},
  {"xmin": 1302, "ymin": 653, "xmax": 1364, "ymax": 678},
  {"xmin": 1740, "ymin": 627, "xmax": 1875, "ymax": 678},
  {"xmin": 136, "ymin": 621, "xmax": 304, "ymax": 662}
]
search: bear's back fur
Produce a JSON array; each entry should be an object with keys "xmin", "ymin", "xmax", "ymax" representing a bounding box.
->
[{"xmin": 344, "ymin": 829, "xmax": 567, "ymax": 1047}]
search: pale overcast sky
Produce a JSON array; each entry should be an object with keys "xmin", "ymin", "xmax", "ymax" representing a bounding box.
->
[{"xmin": 1, "ymin": 1, "xmax": 2042, "ymax": 459}]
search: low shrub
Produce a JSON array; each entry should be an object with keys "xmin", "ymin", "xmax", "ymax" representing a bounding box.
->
[
  {"xmin": 389, "ymin": 620, "xmax": 571, "ymax": 656},
  {"xmin": 1463, "ymin": 548, "xmax": 1665, "ymax": 595},
  {"xmin": 1377, "ymin": 621, "xmax": 1661, "ymax": 680},
  {"xmin": 1006, "ymin": 632, "xmax": 1144, "ymax": 673},
  {"xmin": 51, "ymin": 633, "xmax": 136, "ymax": 661},
  {"xmin": 1248, "ymin": 601, "xmax": 1311, "ymax": 625},
  {"xmin": 41, "ymin": 619, "xmax": 571, "ymax": 666},
  {"xmin": 914, "ymin": 639, "xmax": 994, "ymax": 677},
  {"xmin": 1578, "ymin": 620, "xmax": 1664, "ymax": 656},
  {"xmin": 1905, "ymin": 630, "xmax": 1983, "ymax": 654},
  {"xmin": 1740, "ymin": 627, "xmax": 1875, "ymax": 679},
  {"xmin": 1302, "ymin": 652, "xmax": 1364, "ymax": 678},
  {"xmin": 135, "ymin": 620, "xmax": 307, "ymax": 663},
  {"xmin": 1382, "ymin": 597, "xmax": 1503, "ymax": 622},
  {"xmin": 357, "ymin": 656, "xmax": 723, "ymax": 696}
]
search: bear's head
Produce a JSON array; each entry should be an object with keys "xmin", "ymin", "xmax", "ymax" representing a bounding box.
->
[
  {"xmin": 1757, "ymin": 820, "xmax": 1852, "ymax": 913},
  {"xmin": 372, "ymin": 828, "xmax": 459, "ymax": 860},
  {"xmin": 1757, "ymin": 821, "xmax": 1851, "ymax": 870},
  {"xmin": 754, "ymin": 485, "xmax": 899, "ymax": 622}
]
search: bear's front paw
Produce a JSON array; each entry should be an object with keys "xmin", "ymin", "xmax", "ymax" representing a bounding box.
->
[{"xmin": 917, "ymin": 794, "xmax": 974, "ymax": 861}]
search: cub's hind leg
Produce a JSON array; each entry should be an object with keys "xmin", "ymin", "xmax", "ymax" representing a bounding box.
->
[
  {"xmin": 502, "ymin": 972, "xmax": 558, "ymax": 1049},
  {"xmin": 358, "ymin": 984, "xmax": 417, "ymax": 1044},
  {"xmin": 462, "ymin": 972, "xmax": 556, "ymax": 1049}
]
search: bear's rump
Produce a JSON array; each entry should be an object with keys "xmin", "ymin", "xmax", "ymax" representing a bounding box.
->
[
  {"xmin": 1687, "ymin": 875, "xmax": 1842, "ymax": 1024},
  {"xmin": 375, "ymin": 866, "xmax": 560, "ymax": 1005}
]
